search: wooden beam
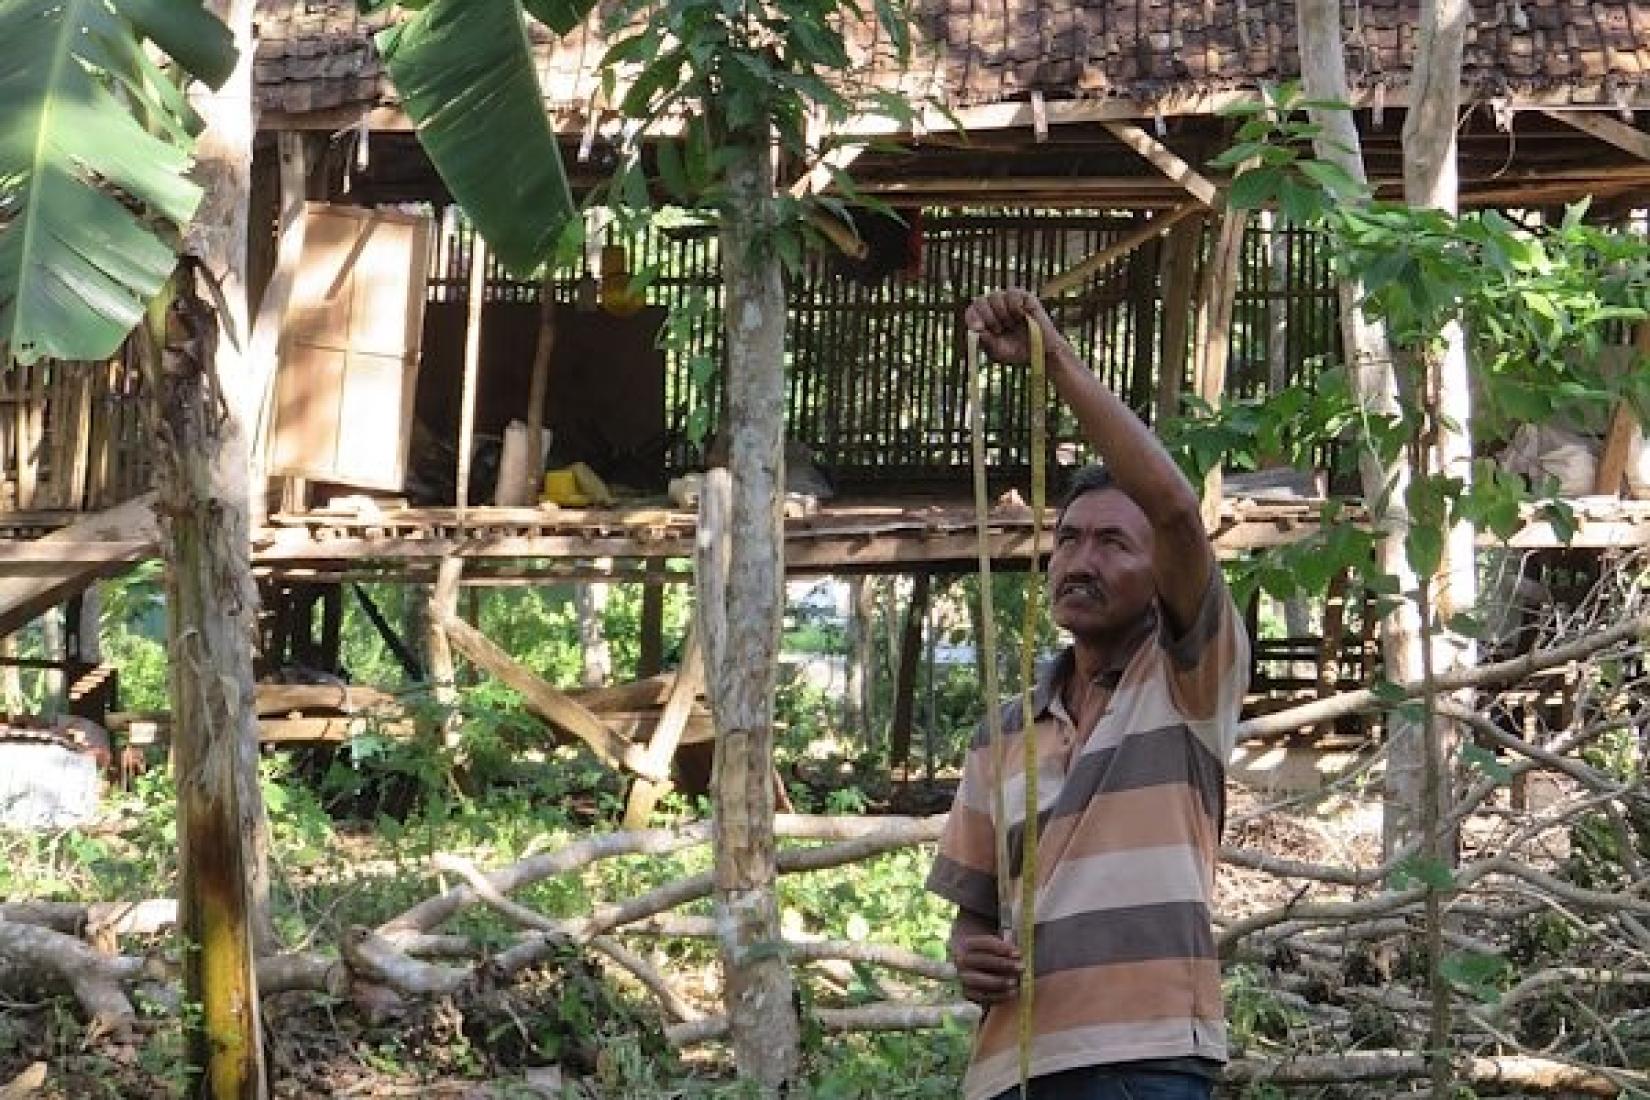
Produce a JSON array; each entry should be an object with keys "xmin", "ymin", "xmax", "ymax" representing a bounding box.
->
[
  {"xmin": 1040, "ymin": 205, "xmax": 1199, "ymax": 299},
  {"xmin": 1540, "ymin": 109, "xmax": 1650, "ymax": 162},
  {"xmin": 1101, "ymin": 121, "xmax": 1221, "ymax": 206},
  {"xmin": 622, "ymin": 621, "xmax": 704, "ymax": 828},
  {"xmin": 0, "ymin": 495, "xmax": 157, "ymax": 636},
  {"xmin": 440, "ymin": 613, "xmax": 669, "ymax": 782}
]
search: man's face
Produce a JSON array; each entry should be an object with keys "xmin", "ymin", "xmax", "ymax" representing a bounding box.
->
[{"xmin": 1048, "ymin": 488, "xmax": 1157, "ymax": 641}]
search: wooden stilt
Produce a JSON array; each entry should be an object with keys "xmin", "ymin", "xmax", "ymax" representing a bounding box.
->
[
  {"xmin": 888, "ymin": 572, "xmax": 932, "ymax": 773},
  {"xmin": 638, "ymin": 563, "xmax": 666, "ymax": 678},
  {"xmin": 514, "ymin": 279, "xmax": 556, "ymax": 504},
  {"xmin": 1155, "ymin": 215, "xmax": 1203, "ymax": 426},
  {"xmin": 1193, "ymin": 208, "xmax": 1249, "ymax": 528}
]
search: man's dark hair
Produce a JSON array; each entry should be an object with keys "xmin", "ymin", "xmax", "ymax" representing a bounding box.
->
[{"xmin": 1055, "ymin": 463, "xmax": 1117, "ymax": 522}]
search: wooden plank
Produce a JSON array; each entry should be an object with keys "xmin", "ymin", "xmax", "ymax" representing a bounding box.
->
[
  {"xmin": 1594, "ymin": 324, "xmax": 1650, "ymax": 496},
  {"xmin": 440, "ymin": 613, "xmax": 669, "ymax": 782},
  {"xmin": 622, "ymin": 621, "xmax": 703, "ymax": 828},
  {"xmin": 574, "ymin": 673, "xmax": 676, "ymax": 713},
  {"xmin": 1541, "ymin": 109, "xmax": 1650, "ymax": 162},
  {"xmin": 253, "ymin": 682, "xmax": 400, "ymax": 715},
  {"xmin": 1596, "ymin": 404, "xmax": 1639, "ymax": 496},
  {"xmin": 1101, "ymin": 121, "xmax": 1222, "ymax": 206},
  {"xmin": 0, "ymin": 495, "xmax": 157, "ymax": 636},
  {"xmin": 1040, "ymin": 205, "xmax": 1199, "ymax": 299}
]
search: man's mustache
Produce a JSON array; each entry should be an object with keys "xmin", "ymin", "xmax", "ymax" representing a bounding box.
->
[{"xmin": 1055, "ymin": 578, "xmax": 1106, "ymax": 601}]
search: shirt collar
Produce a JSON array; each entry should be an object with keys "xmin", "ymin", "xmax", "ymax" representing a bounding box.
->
[{"xmin": 1033, "ymin": 606, "xmax": 1159, "ymax": 720}]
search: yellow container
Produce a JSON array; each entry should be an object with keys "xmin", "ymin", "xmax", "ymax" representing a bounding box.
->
[{"xmin": 542, "ymin": 468, "xmax": 588, "ymax": 506}]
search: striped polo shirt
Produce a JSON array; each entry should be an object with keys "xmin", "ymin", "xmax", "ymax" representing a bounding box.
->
[{"xmin": 927, "ymin": 568, "xmax": 1249, "ymax": 1100}]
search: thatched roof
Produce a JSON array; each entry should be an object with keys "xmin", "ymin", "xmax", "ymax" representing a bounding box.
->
[{"xmin": 254, "ymin": 0, "xmax": 1650, "ymax": 121}]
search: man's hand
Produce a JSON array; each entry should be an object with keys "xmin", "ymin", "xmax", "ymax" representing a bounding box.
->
[
  {"xmin": 951, "ymin": 932, "xmax": 1023, "ymax": 1005},
  {"xmin": 964, "ymin": 289, "xmax": 1069, "ymax": 368}
]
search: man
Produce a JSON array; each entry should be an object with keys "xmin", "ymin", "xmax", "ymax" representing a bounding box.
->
[{"xmin": 928, "ymin": 290, "xmax": 1249, "ymax": 1100}]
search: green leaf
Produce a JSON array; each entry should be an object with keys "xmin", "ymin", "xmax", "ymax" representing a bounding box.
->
[
  {"xmin": 1441, "ymin": 950, "xmax": 1510, "ymax": 1002},
  {"xmin": 654, "ymin": 139, "xmax": 692, "ymax": 203},
  {"xmin": 1297, "ymin": 158, "xmax": 1366, "ymax": 201},
  {"xmin": 121, "ymin": 0, "xmax": 238, "ymax": 90},
  {"xmin": 1405, "ymin": 523, "xmax": 1444, "ymax": 578},
  {"xmin": 1390, "ymin": 855, "xmax": 1455, "ymax": 891},
  {"xmin": 1461, "ymin": 744, "xmax": 1512, "ymax": 783},
  {"xmin": 522, "ymin": 0, "xmax": 598, "ymax": 34},
  {"xmin": 1226, "ymin": 168, "xmax": 1279, "ymax": 211},
  {"xmin": 1370, "ymin": 680, "xmax": 1408, "ymax": 705},
  {"xmin": 377, "ymin": 0, "xmax": 576, "ymax": 276},
  {"xmin": 1446, "ymin": 612, "xmax": 1486, "ymax": 640},
  {"xmin": 0, "ymin": 0, "xmax": 217, "ymax": 365}
]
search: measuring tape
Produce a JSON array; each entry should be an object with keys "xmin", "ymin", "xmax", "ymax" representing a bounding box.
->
[{"xmin": 967, "ymin": 316, "xmax": 1047, "ymax": 1096}]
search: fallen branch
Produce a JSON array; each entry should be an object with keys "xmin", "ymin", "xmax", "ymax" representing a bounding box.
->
[
  {"xmin": 623, "ymin": 914, "xmax": 956, "ymax": 982},
  {"xmin": 382, "ymin": 814, "xmax": 943, "ymax": 942},
  {"xmin": 492, "ymin": 819, "xmax": 946, "ymax": 976},
  {"xmin": 0, "ymin": 918, "xmax": 142, "ymax": 1029},
  {"xmin": 1237, "ymin": 611, "xmax": 1650, "ymax": 739},
  {"xmin": 1224, "ymin": 1051, "xmax": 1645, "ymax": 1096},
  {"xmin": 665, "ymin": 1001, "xmax": 978, "ymax": 1045}
]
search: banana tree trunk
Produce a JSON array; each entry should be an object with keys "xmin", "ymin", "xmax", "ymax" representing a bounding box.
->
[
  {"xmin": 140, "ymin": 273, "xmax": 266, "ymax": 1100},
  {"xmin": 705, "ymin": 137, "xmax": 802, "ymax": 1090}
]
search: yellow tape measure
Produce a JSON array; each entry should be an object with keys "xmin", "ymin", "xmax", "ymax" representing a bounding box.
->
[{"xmin": 966, "ymin": 317, "xmax": 1046, "ymax": 1097}]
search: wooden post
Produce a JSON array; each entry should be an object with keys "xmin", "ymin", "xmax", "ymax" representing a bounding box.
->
[
  {"xmin": 455, "ymin": 230, "xmax": 488, "ymax": 517},
  {"xmin": 844, "ymin": 577, "xmax": 872, "ymax": 746},
  {"xmin": 888, "ymin": 572, "xmax": 932, "ymax": 773},
  {"xmin": 426, "ymin": 558, "xmax": 464, "ymax": 715},
  {"xmin": 524, "ymin": 281, "xmax": 556, "ymax": 493},
  {"xmin": 1193, "ymin": 209, "xmax": 1249, "ymax": 530},
  {"xmin": 247, "ymin": 131, "xmax": 310, "ymax": 525},
  {"xmin": 622, "ymin": 621, "xmax": 703, "ymax": 828},
  {"xmin": 1594, "ymin": 323, "xmax": 1650, "ymax": 495},
  {"xmin": 1155, "ymin": 215, "xmax": 1203, "ymax": 425},
  {"xmin": 638, "ymin": 562, "xmax": 666, "ymax": 678}
]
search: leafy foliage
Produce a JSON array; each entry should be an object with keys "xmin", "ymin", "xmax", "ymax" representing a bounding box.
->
[
  {"xmin": 0, "ymin": 0, "xmax": 236, "ymax": 365},
  {"xmin": 370, "ymin": 0, "xmax": 582, "ymax": 276}
]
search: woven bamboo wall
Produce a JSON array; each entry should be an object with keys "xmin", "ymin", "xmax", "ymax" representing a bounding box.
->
[
  {"xmin": 0, "ymin": 353, "xmax": 149, "ymax": 517},
  {"xmin": 424, "ymin": 209, "xmax": 1342, "ymax": 492}
]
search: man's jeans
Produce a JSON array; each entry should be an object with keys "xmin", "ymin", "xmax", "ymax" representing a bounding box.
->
[{"xmin": 989, "ymin": 1066, "xmax": 1214, "ymax": 1100}]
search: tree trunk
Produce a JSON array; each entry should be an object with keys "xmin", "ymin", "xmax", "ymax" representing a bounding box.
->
[
  {"xmin": 576, "ymin": 582, "xmax": 612, "ymax": 689},
  {"xmin": 1292, "ymin": 0, "xmax": 1428, "ymax": 861},
  {"xmin": 1402, "ymin": 2, "xmax": 1473, "ymax": 1092},
  {"xmin": 140, "ymin": 275, "xmax": 267, "ymax": 1100},
  {"xmin": 705, "ymin": 139, "xmax": 802, "ymax": 1090},
  {"xmin": 41, "ymin": 606, "xmax": 63, "ymax": 714},
  {"xmin": 843, "ymin": 577, "xmax": 869, "ymax": 743}
]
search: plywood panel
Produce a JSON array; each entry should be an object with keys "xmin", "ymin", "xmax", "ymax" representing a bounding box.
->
[
  {"xmin": 271, "ymin": 344, "xmax": 344, "ymax": 475},
  {"xmin": 270, "ymin": 203, "xmax": 432, "ymax": 492},
  {"xmin": 335, "ymin": 353, "xmax": 410, "ymax": 484}
]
